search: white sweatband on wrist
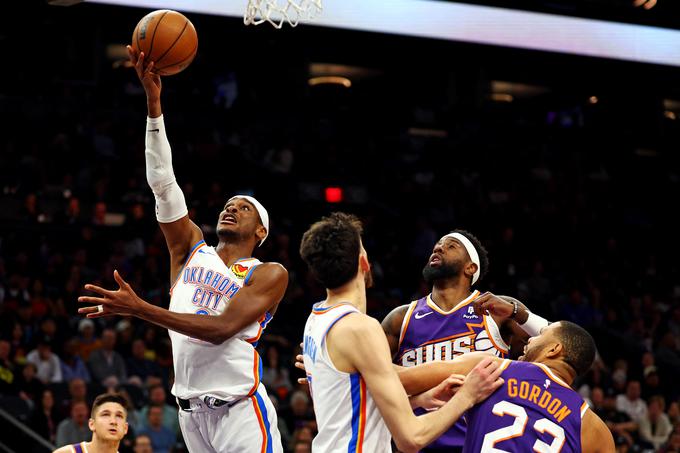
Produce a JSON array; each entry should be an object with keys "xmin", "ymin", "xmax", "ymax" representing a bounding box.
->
[
  {"xmin": 520, "ymin": 312, "xmax": 550, "ymax": 337},
  {"xmin": 145, "ymin": 115, "xmax": 188, "ymax": 223}
]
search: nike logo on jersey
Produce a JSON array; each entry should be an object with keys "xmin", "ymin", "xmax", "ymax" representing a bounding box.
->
[
  {"xmin": 414, "ymin": 311, "xmax": 433, "ymax": 319},
  {"xmin": 197, "ymin": 249, "xmax": 213, "ymax": 255},
  {"xmin": 147, "ymin": 128, "xmax": 160, "ymax": 132}
]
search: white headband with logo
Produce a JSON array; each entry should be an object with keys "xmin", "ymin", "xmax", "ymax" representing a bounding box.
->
[
  {"xmin": 443, "ymin": 232, "xmax": 481, "ymax": 285},
  {"xmin": 228, "ymin": 195, "xmax": 269, "ymax": 246}
]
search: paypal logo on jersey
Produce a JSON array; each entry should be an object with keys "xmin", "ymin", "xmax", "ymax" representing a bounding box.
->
[{"xmin": 303, "ymin": 334, "xmax": 318, "ymax": 363}]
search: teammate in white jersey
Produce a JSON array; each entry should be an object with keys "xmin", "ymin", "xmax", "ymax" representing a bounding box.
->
[
  {"xmin": 298, "ymin": 212, "xmax": 505, "ymax": 453},
  {"xmin": 77, "ymin": 48, "xmax": 287, "ymax": 453}
]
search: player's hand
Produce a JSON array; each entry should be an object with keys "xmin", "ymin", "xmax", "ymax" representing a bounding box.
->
[
  {"xmin": 472, "ymin": 292, "xmax": 515, "ymax": 319},
  {"xmin": 411, "ymin": 374, "xmax": 465, "ymax": 411},
  {"xmin": 78, "ymin": 270, "xmax": 144, "ymax": 318},
  {"xmin": 457, "ymin": 357, "xmax": 504, "ymax": 405},
  {"xmin": 295, "ymin": 343, "xmax": 309, "ymax": 385},
  {"xmin": 127, "ymin": 45, "xmax": 161, "ymax": 101}
]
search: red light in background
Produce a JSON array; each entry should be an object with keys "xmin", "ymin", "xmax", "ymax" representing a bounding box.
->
[{"xmin": 325, "ymin": 187, "xmax": 343, "ymax": 203}]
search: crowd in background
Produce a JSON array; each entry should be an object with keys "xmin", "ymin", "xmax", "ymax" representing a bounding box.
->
[{"xmin": 2, "ymin": 3, "xmax": 680, "ymax": 452}]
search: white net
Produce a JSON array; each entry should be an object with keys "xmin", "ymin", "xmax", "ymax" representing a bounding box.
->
[{"xmin": 244, "ymin": 0, "xmax": 323, "ymax": 28}]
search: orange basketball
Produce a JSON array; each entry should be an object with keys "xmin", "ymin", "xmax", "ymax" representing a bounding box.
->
[{"xmin": 131, "ymin": 10, "xmax": 198, "ymax": 76}]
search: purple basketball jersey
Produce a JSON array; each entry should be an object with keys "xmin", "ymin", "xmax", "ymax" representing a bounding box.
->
[
  {"xmin": 463, "ymin": 360, "xmax": 588, "ymax": 453},
  {"xmin": 395, "ymin": 292, "xmax": 509, "ymax": 449}
]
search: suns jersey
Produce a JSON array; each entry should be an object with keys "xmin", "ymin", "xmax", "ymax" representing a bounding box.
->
[
  {"xmin": 464, "ymin": 360, "xmax": 587, "ymax": 453},
  {"xmin": 168, "ymin": 240, "xmax": 273, "ymax": 403},
  {"xmin": 395, "ymin": 291, "xmax": 509, "ymax": 449},
  {"xmin": 302, "ymin": 302, "xmax": 392, "ymax": 453}
]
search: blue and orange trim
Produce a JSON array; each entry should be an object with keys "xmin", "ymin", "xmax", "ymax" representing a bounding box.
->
[
  {"xmin": 169, "ymin": 240, "xmax": 206, "ymax": 295},
  {"xmin": 312, "ymin": 302, "xmax": 354, "ymax": 315},
  {"xmin": 251, "ymin": 389, "xmax": 274, "ymax": 453},
  {"xmin": 348, "ymin": 373, "xmax": 367, "ymax": 453}
]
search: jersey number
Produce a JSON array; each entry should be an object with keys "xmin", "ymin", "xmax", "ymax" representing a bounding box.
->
[{"xmin": 481, "ymin": 401, "xmax": 566, "ymax": 453}]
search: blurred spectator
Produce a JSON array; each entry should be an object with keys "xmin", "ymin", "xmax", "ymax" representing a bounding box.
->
[
  {"xmin": 115, "ymin": 319, "xmax": 135, "ymax": 358},
  {"xmin": 280, "ymin": 390, "xmax": 314, "ymax": 434},
  {"xmin": 74, "ymin": 319, "xmax": 101, "ymax": 361},
  {"xmin": 601, "ymin": 394, "xmax": 636, "ymax": 448},
  {"xmin": 639, "ymin": 396, "xmax": 673, "ymax": 450},
  {"xmin": 126, "ymin": 339, "xmax": 161, "ymax": 387},
  {"xmin": 58, "ymin": 377, "xmax": 90, "ymax": 419},
  {"xmin": 137, "ymin": 384, "xmax": 178, "ymax": 435},
  {"xmin": 661, "ymin": 430, "xmax": 680, "ymax": 453},
  {"xmin": 642, "ymin": 366, "xmax": 662, "ymax": 401},
  {"xmin": 0, "ymin": 339, "xmax": 16, "ymax": 394},
  {"xmin": 261, "ymin": 345, "xmax": 293, "ymax": 402},
  {"xmin": 55, "ymin": 400, "xmax": 91, "ymax": 446},
  {"xmin": 133, "ymin": 433, "xmax": 153, "ymax": 453},
  {"xmin": 138, "ymin": 405, "xmax": 175, "ymax": 453},
  {"xmin": 28, "ymin": 389, "xmax": 59, "ymax": 444},
  {"xmin": 15, "ymin": 362, "xmax": 44, "ymax": 404},
  {"xmin": 60, "ymin": 338, "xmax": 91, "ymax": 383},
  {"xmin": 668, "ymin": 401, "xmax": 680, "ymax": 426},
  {"xmin": 88, "ymin": 328, "xmax": 127, "ymax": 388},
  {"xmin": 26, "ymin": 335, "xmax": 62, "ymax": 384},
  {"xmin": 617, "ymin": 380, "xmax": 648, "ymax": 424}
]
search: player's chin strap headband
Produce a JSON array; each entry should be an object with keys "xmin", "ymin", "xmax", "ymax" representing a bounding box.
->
[
  {"xmin": 228, "ymin": 195, "xmax": 269, "ymax": 246},
  {"xmin": 442, "ymin": 232, "xmax": 481, "ymax": 285}
]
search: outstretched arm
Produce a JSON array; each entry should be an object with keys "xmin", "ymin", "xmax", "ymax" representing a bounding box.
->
[
  {"xmin": 79, "ymin": 266, "xmax": 287, "ymax": 344},
  {"xmin": 331, "ymin": 316, "xmax": 503, "ymax": 453},
  {"xmin": 128, "ymin": 46, "xmax": 203, "ymax": 280},
  {"xmin": 397, "ymin": 351, "xmax": 501, "ymax": 395}
]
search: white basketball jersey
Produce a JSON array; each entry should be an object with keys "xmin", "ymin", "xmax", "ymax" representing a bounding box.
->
[
  {"xmin": 302, "ymin": 302, "xmax": 392, "ymax": 453},
  {"xmin": 169, "ymin": 240, "xmax": 273, "ymax": 402}
]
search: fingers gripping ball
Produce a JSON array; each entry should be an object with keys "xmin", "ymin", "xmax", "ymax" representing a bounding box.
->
[{"xmin": 131, "ymin": 10, "xmax": 198, "ymax": 76}]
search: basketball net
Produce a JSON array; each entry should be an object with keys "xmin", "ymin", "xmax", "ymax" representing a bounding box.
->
[{"xmin": 244, "ymin": 0, "xmax": 323, "ymax": 28}]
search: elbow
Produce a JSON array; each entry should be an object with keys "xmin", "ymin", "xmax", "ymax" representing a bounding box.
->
[
  {"xmin": 207, "ymin": 326, "xmax": 236, "ymax": 345},
  {"xmin": 393, "ymin": 435, "xmax": 422, "ymax": 453}
]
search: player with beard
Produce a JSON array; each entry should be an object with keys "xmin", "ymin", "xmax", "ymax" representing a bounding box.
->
[
  {"xmin": 77, "ymin": 48, "xmax": 287, "ymax": 453},
  {"xmin": 299, "ymin": 213, "xmax": 505, "ymax": 453},
  {"xmin": 398, "ymin": 321, "xmax": 615, "ymax": 453},
  {"xmin": 382, "ymin": 230, "xmax": 551, "ymax": 453}
]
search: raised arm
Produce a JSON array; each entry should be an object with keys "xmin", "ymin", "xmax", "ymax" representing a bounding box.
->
[
  {"xmin": 381, "ymin": 304, "xmax": 410, "ymax": 358},
  {"xmin": 79, "ymin": 265, "xmax": 287, "ymax": 344},
  {"xmin": 581, "ymin": 409, "xmax": 616, "ymax": 453},
  {"xmin": 472, "ymin": 293, "xmax": 550, "ymax": 339},
  {"xmin": 331, "ymin": 315, "xmax": 503, "ymax": 453},
  {"xmin": 127, "ymin": 46, "xmax": 203, "ymax": 280}
]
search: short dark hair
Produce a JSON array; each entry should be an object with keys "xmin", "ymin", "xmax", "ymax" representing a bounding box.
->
[
  {"xmin": 91, "ymin": 393, "xmax": 128, "ymax": 418},
  {"xmin": 451, "ymin": 229, "xmax": 489, "ymax": 286},
  {"xmin": 554, "ymin": 321, "xmax": 596, "ymax": 377},
  {"xmin": 299, "ymin": 212, "xmax": 363, "ymax": 290}
]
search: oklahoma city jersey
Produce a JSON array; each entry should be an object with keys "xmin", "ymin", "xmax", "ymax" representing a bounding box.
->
[
  {"xmin": 302, "ymin": 302, "xmax": 392, "ymax": 453},
  {"xmin": 464, "ymin": 360, "xmax": 588, "ymax": 452},
  {"xmin": 169, "ymin": 240, "xmax": 273, "ymax": 402},
  {"xmin": 395, "ymin": 290, "xmax": 509, "ymax": 449}
]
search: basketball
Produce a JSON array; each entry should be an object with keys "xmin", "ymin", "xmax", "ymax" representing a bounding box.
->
[{"xmin": 131, "ymin": 10, "xmax": 198, "ymax": 76}]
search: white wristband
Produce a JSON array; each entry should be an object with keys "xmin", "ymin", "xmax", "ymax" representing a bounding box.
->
[{"xmin": 519, "ymin": 312, "xmax": 550, "ymax": 337}]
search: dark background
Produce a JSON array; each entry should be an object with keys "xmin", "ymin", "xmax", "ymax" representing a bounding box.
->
[{"xmin": 1, "ymin": 1, "xmax": 680, "ymax": 452}]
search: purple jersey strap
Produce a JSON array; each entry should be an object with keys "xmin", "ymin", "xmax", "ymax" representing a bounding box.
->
[{"xmin": 73, "ymin": 444, "xmax": 84, "ymax": 453}]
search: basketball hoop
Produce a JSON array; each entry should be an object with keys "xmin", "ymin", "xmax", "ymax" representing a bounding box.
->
[{"xmin": 244, "ymin": 0, "xmax": 323, "ymax": 28}]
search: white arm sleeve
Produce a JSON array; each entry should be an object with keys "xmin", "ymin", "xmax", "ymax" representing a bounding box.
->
[
  {"xmin": 519, "ymin": 311, "xmax": 550, "ymax": 337},
  {"xmin": 146, "ymin": 115, "xmax": 188, "ymax": 223}
]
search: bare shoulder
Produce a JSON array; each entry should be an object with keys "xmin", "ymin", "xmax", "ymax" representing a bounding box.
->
[
  {"xmin": 381, "ymin": 304, "xmax": 410, "ymax": 333},
  {"xmin": 582, "ymin": 408, "xmax": 615, "ymax": 453},
  {"xmin": 247, "ymin": 262, "xmax": 288, "ymax": 284},
  {"xmin": 335, "ymin": 311, "xmax": 382, "ymax": 336}
]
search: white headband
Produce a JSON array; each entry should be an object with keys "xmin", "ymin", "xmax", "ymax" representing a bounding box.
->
[
  {"xmin": 228, "ymin": 195, "xmax": 269, "ymax": 246},
  {"xmin": 443, "ymin": 232, "xmax": 481, "ymax": 285}
]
